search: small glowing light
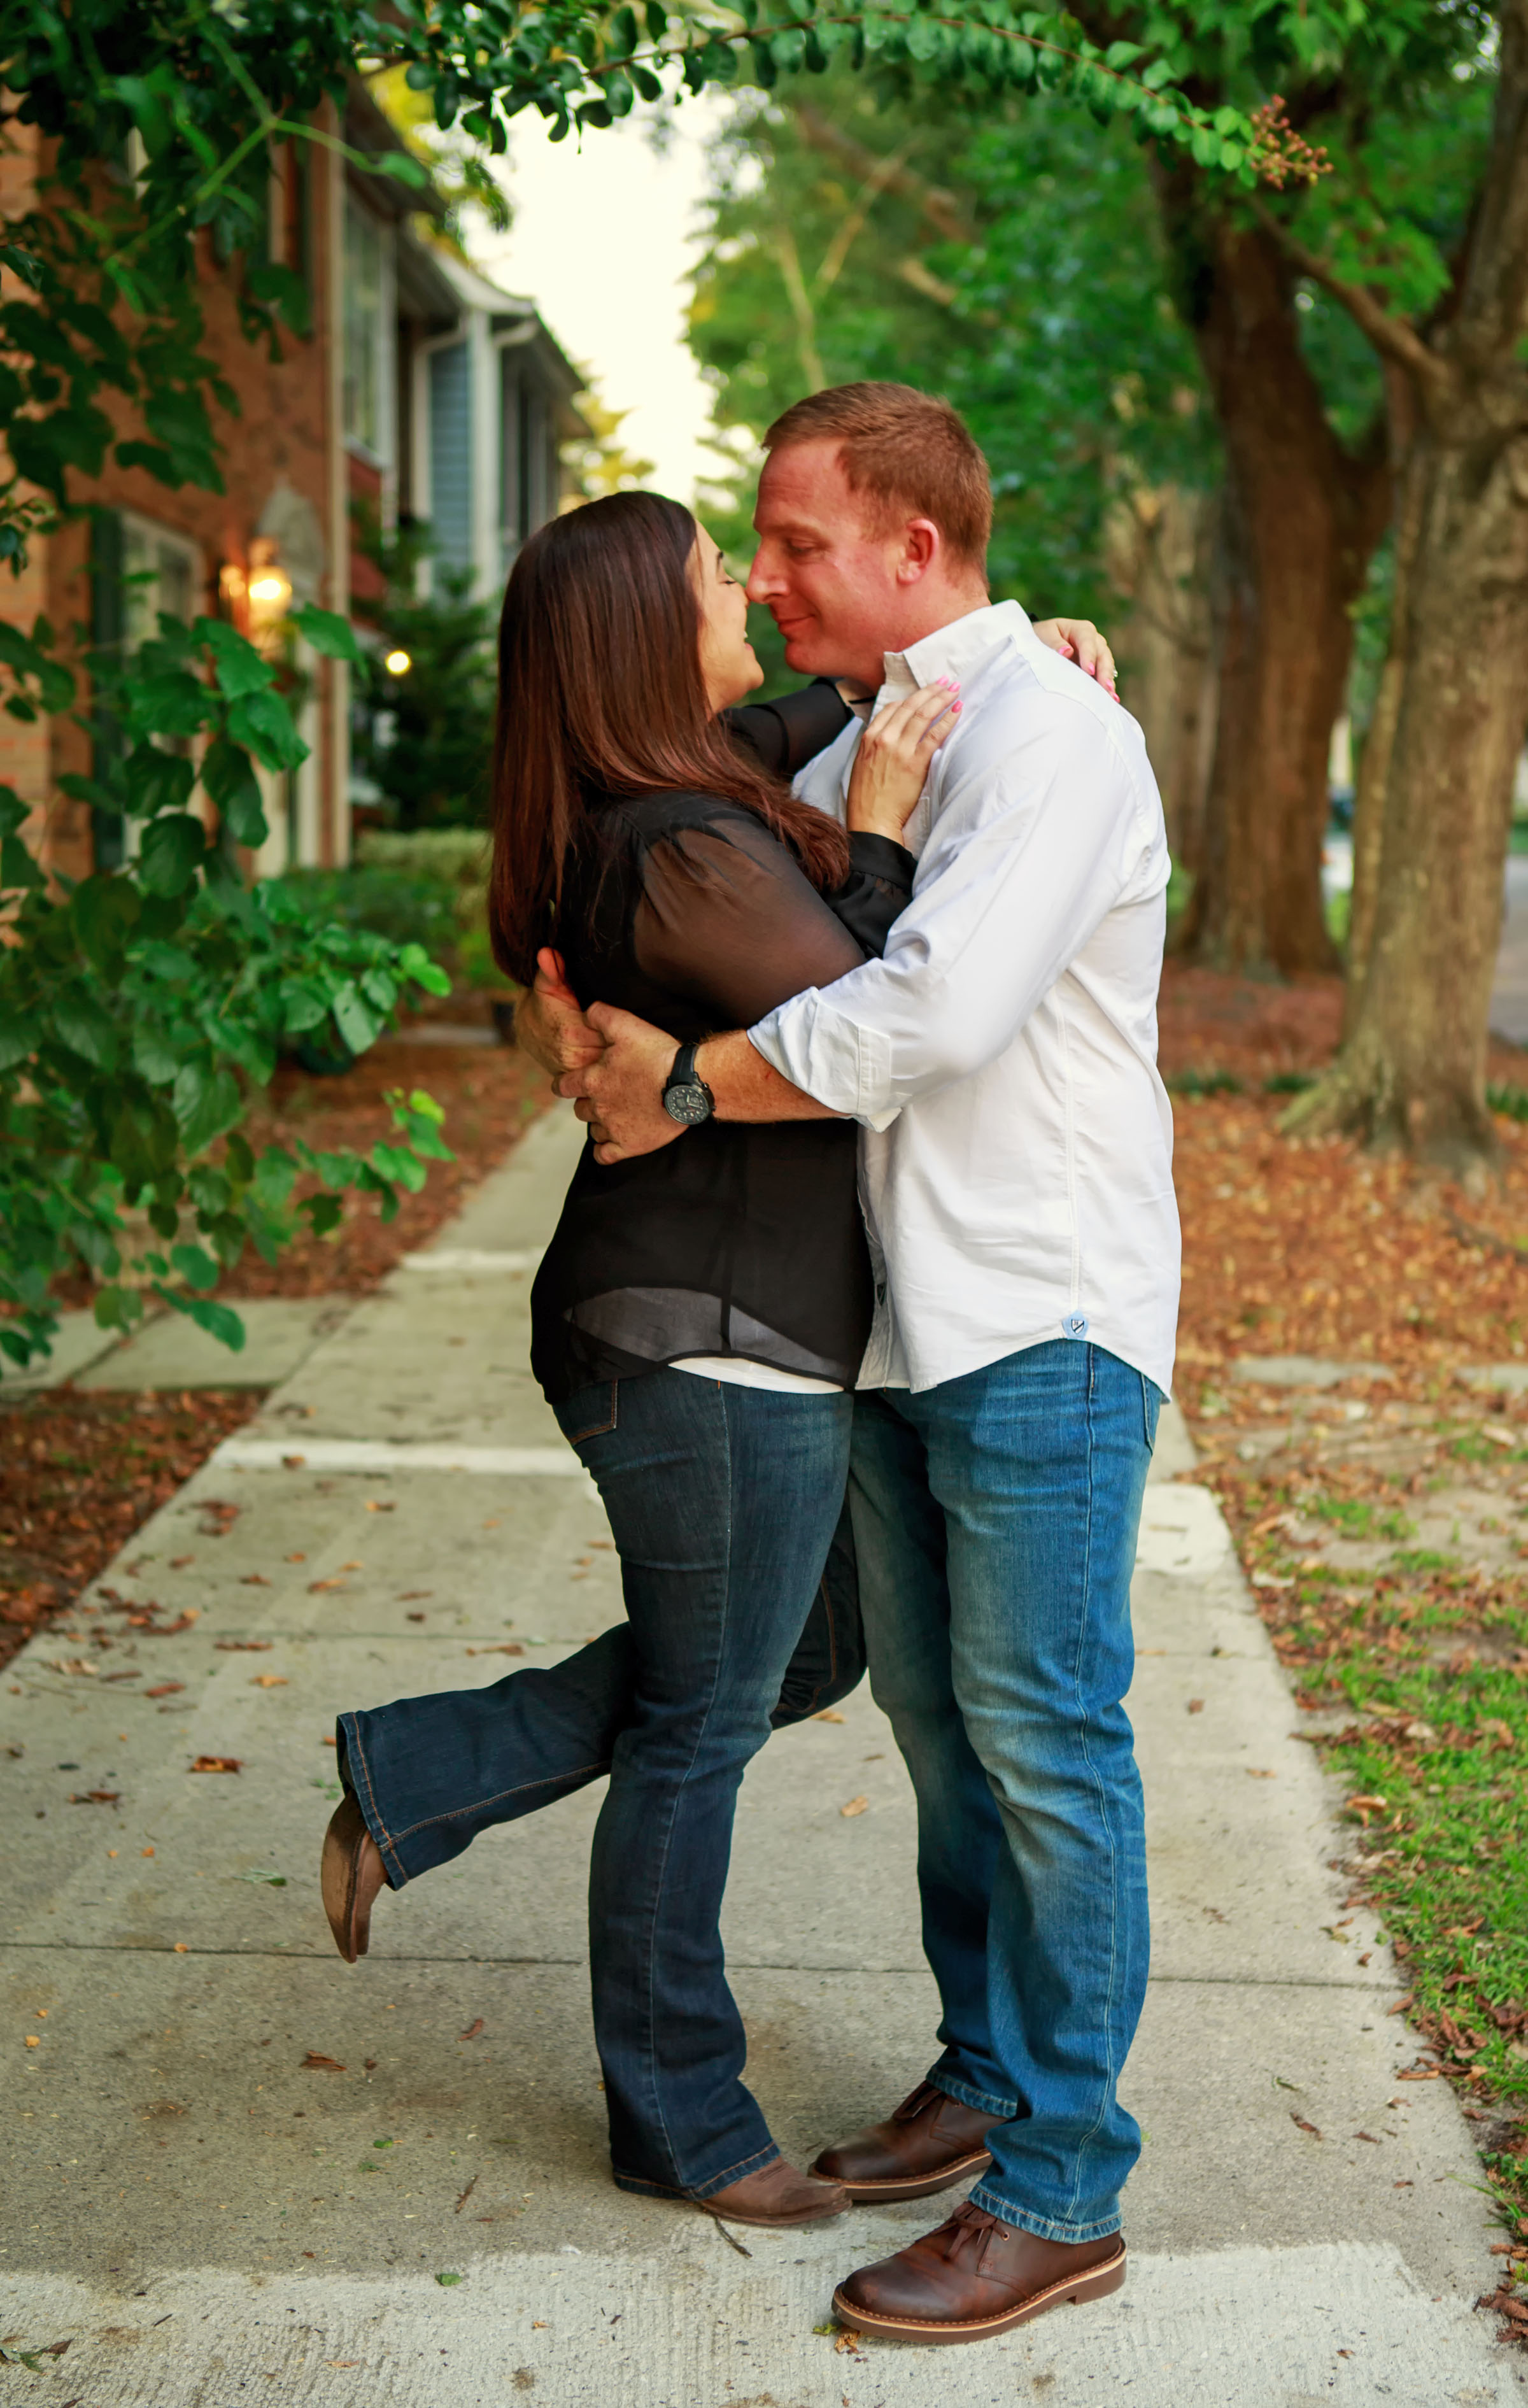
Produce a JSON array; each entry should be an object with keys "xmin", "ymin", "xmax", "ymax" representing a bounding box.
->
[
  {"xmin": 248, "ymin": 572, "xmax": 289, "ymax": 606},
  {"xmin": 385, "ymin": 649, "xmax": 411, "ymax": 677}
]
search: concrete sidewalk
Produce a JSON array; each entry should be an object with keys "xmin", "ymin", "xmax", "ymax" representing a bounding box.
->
[{"xmin": 1, "ymin": 1107, "xmax": 1517, "ymax": 2406}]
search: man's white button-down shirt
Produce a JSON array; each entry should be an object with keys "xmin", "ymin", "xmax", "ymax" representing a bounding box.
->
[{"xmin": 749, "ymin": 601, "xmax": 1180, "ymax": 1398}]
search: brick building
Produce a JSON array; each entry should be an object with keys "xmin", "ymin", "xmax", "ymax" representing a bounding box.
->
[{"xmin": 5, "ymin": 88, "xmax": 584, "ymax": 882}]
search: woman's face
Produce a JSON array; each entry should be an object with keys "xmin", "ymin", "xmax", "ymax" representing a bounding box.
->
[{"xmin": 691, "ymin": 521, "xmax": 763, "ymax": 714}]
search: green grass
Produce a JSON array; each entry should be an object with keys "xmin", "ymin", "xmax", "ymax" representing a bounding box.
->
[
  {"xmin": 1236, "ymin": 1513, "xmax": 1528, "ymax": 2248},
  {"xmin": 1309, "ymin": 1494, "xmax": 1417, "ymax": 1543},
  {"xmin": 1168, "ymin": 1068, "xmax": 1244, "ymax": 1098}
]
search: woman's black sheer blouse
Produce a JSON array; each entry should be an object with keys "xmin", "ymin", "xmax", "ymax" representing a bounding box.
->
[{"xmin": 529, "ymin": 682, "xmax": 914, "ymax": 1404}]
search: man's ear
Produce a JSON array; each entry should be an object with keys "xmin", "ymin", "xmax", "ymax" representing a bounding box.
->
[{"xmin": 896, "ymin": 518, "xmax": 941, "ymax": 586}]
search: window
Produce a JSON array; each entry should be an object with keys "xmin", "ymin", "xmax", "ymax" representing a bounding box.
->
[
  {"xmin": 343, "ymin": 196, "xmax": 393, "ymax": 461},
  {"xmin": 500, "ymin": 357, "xmax": 550, "ymax": 574},
  {"xmin": 428, "ymin": 341, "xmax": 473, "ymax": 576}
]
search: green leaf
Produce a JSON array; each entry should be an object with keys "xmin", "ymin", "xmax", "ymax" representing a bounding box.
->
[
  {"xmin": 332, "ymin": 982, "xmax": 383, "ymax": 1056},
  {"xmin": 202, "ymin": 735, "xmax": 267, "ymax": 847},
  {"xmin": 197, "ymin": 619, "xmax": 274, "ymax": 700},
  {"xmin": 125, "ymin": 744, "xmax": 197, "ymax": 820},
  {"xmin": 290, "ymin": 602, "xmax": 364, "ymax": 664},
  {"xmin": 370, "ymin": 1143, "xmax": 426, "ymax": 1191},
  {"xmin": 73, "ymin": 872, "xmax": 141, "ymax": 968},
  {"xmin": 159, "ymin": 1290, "xmax": 245, "ymax": 1350},
  {"xmin": 173, "ymin": 1061, "xmax": 241, "ymax": 1154},
  {"xmin": 374, "ymin": 152, "xmax": 430, "ymax": 189},
  {"xmin": 227, "ymin": 687, "xmax": 305, "ymax": 772},
  {"xmin": 0, "ymin": 1012, "xmax": 40, "ymax": 1071},
  {"xmin": 435, "ymin": 2272, "xmax": 463, "ymax": 2288},
  {"xmin": 132, "ymin": 1025, "xmax": 182, "ymax": 1086},
  {"xmin": 0, "ymin": 831, "xmax": 45, "ymax": 889},
  {"xmin": 138, "ymin": 813, "xmax": 208, "ymax": 896},
  {"xmin": 53, "ymin": 993, "xmax": 119, "ymax": 1069},
  {"xmin": 131, "ymin": 669, "xmax": 210, "ymax": 740},
  {"xmin": 170, "ymin": 1241, "xmax": 220, "ymax": 1290}
]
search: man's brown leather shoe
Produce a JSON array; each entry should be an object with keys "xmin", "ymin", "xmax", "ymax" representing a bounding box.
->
[
  {"xmin": 833, "ymin": 2200, "xmax": 1125, "ymax": 2343},
  {"xmin": 811, "ymin": 2081, "xmax": 1004, "ymax": 2203},
  {"xmin": 321, "ymin": 1792, "xmax": 388, "ymax": 1964},
  {"xmin": 699, "ymin": 2158, "xmax": 850, "ymax": 2229}
]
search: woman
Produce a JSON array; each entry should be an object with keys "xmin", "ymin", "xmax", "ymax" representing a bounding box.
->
[{"xmin": 324, "ymin": 492, "xmax": 956, "ymax": 2231}]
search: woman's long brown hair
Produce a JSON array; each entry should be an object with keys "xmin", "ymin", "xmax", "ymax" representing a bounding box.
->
[{"xmin": 488, "ymin": 491, "xmax": 851, "ymax": 985}]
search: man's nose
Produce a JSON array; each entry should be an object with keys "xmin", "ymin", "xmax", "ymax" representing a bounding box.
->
[{"xmin": 745, "ymin": 545, "xmax": 779, "ymax": 605}]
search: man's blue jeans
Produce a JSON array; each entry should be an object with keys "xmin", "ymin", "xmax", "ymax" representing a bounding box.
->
[
  {"xmin": 849, "ymin": 1340, "xmax": 1157, "ymax": 2244},
  {"xmin": 339, "ymin": 1370, "xmax": 856, "ymax": 2202}
]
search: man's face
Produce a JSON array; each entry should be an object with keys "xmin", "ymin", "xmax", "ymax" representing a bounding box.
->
[{"xmin": 747, "ymin": 440, "xmax": 911, "ymax": 688}]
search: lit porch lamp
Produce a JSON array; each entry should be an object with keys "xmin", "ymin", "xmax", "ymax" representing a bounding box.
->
[{"xmin": 246, "ymin": 535, "xmax": 292, "ymax": 654}]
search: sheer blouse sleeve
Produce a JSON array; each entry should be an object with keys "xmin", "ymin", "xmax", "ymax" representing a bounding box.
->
[
  {"xmin": 724, "ymin": 679, "xmax": 854, "ymax": 779},
  {"xmin": 632, "ymin": 807, "xmax": 872, "ymax": 1030}
]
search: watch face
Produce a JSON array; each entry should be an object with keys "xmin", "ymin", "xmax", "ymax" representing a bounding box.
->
[{"xmin": 665, "ymin": 1081, "xmax": 712, "ymax": 1126}]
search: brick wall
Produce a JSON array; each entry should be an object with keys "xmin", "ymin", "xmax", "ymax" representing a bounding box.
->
[{"xmin": 2, "ymin": 134, "xmax": 348, "ymax": 878}]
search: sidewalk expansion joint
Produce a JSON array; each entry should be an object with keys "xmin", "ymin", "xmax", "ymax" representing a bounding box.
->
[{"xmin": 1, "ymin": 1939, "xmax": 1401, "ymax": 1988}]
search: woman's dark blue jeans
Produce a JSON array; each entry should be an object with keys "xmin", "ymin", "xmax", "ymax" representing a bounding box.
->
[{"xmin": 337, "ymin": 1368, "xmax": 857, "ymax": 2202}]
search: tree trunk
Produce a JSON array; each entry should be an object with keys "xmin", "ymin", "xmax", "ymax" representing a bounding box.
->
[
  {"xmin": 1341, "ymin": 425, "xmax": 1425, "ymax": 1042},
  {"xmin": 1287, "ymin": 0, "xmax": 1528, "ymax": 1173},
  {"xmin": 1105, "ymin": 483, "xmax": 1219, "ymax": 874},
  {"xmin": 1295, "ymin": 423, "xmax": 1528, "ymax": 1170},
  {"xmin": 1159, "ymin": 206, "xmax": 1391, "ymax": 974}
]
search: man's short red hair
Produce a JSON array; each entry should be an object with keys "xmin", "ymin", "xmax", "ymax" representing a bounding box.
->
[{"xmin": 763, "ymin": 381, "xmax": 993, "ymax": 572}]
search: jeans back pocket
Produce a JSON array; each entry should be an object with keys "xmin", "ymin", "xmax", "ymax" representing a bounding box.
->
[{"xmin": 554, "ymin": 1381, "xmax": 619, "ymax": 1447}]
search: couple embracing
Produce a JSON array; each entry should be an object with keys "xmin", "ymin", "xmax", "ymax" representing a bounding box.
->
[{"xmin": 322, "ymin": 381, "xmax": 1180, "ymax": 2348}]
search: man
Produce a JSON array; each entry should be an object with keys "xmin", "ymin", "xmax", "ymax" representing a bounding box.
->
[{"xmin": 532, "ymin": 382, "xmax": 1179, "ymax": 2345}]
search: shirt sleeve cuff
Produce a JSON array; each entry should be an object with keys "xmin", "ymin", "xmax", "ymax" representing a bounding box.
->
[{"xmin": 749, "ymin": 993, "xmax": 900, "ymax": 1132}]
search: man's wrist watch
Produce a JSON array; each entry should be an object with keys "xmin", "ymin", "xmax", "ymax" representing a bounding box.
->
[{"xmin": 662, "ymin": 1041, "xmax": 715, "ymax": 1126}]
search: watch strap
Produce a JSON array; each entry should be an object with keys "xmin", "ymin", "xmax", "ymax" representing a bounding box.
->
[{"xmin": 668, "ymin": 1042, "xmax": 701, "ymax": 1089}]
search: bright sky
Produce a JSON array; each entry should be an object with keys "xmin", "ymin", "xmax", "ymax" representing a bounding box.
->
[{"xmin": 474, "ymin": 99, "xmax": 733, "ymax": 509}]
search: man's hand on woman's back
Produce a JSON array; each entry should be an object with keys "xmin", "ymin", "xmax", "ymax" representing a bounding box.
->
[{"xmin": 516, "ymin": 950, "xmax": 607, "ymax": 1079}]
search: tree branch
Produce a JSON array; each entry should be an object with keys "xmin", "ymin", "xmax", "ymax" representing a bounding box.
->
[
  {"xmin": 1250, "ymin": 201, "xmax": 1449, "ymax": 400},
  {"xmin": 792, "ymin": 101, "xmax": 974, "ymax": 247}
]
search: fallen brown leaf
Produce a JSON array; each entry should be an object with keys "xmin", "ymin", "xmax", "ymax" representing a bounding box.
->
[
  {"xmin": 169, "ymin": 1556, "xmax": 194, "ymax": 1569},
  {"xmin": 189, "ymin": 1756, "xmax": 241, "ymax": 1774},
  {"xmin": 398, "ymin": 1590, "xmax": 432, "ymax": 1602},
  {"xmin": 308, "ymin": 1577, "xmax": 348, "ymax": 1593},
  {"xmin": 1290, "ymin": 2113, "xmax": 1322, "ymax": 2139},
  {"xmin": 1187, "ymin": 1698, "xmax": 1205, "ymax": 1715},
  {"xmin": 840, "ymin": 1795, "xmax": 869, "ymax": 1818},
  {"xmin": 67, "ymin": 1790, "xmax": 120, "ymax": 1806},
  {"xmin": 365, "ymin": 1502, "xmax": 395, "ymax": 1514},
  {"xmin": 465, "ymin": 1644, "xmax": 523, "ymax": 1658},
  {"xmin": 1247, "ymin": 1768, "xmax": 1277, "ymax": 1779},
  {"xmin": 302, "ymin": 2052, "xmax": 346, "ymax": 2071},
  {"xmin": 251, "ymin": 1675, "xmax": 288, "ymax": 1689},
  {"xmin": 215, "ymin": 1639, "xmax": 272, "ymax": 1652},
  {"xmin": 814, "ymin": 1710, "xmax": 846, "ymax": 1724},
  {"xmin": 460, "ymin": 2018, "xmax": 485, "ymax": 2041},
  {"xmin": 144, "ymin": 1683, "xmax": 183, "ymax": 1699}
]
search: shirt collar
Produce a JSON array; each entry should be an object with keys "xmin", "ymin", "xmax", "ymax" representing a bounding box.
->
[{"xmin": 879, "ymin": 600, "xmax": 1031, "ymax": 694}]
